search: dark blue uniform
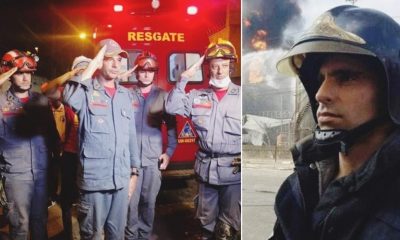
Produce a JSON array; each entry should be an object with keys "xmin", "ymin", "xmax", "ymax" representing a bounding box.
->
[{"xmin": 0, "ymin": 90, "xmax": 57, "ymax": 239}]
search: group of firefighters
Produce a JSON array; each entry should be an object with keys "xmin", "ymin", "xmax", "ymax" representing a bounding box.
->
[{"xmin": 0, "ymin": 38, "xmax": 241, "ymax": 240}]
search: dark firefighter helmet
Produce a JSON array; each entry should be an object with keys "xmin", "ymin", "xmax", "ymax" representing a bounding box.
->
[
  {"xmin": 276, "ymin": 5, "xmax": 400, "ymax": 153},
  {"xmin": 277, "ymin": 5, "xmax": 400, "ymax": 125}
]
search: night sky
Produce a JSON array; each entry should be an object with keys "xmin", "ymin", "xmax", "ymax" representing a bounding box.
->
[{"xmin": 0, "ymin": 0, "xmax": 102, "ymax": 79}]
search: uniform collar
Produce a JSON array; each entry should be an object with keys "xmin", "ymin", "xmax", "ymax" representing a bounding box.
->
[
  {"xmin": 135, "ymin": 84, "xmax": 158, "ymax": 97},
  {"xmin": 227, "ymin": 82, "xmax": 240, "ymax": 95},
  {"xmin": 208, "ymin": 82, "xmax": 240, "ymax": 95},
  {"xmin": 6, "ymin": 89, "xmax": 31, "ymax": 104},
  {"xmin": 93, "ymin": 77, "xmax": 124, "ymax": 93}
]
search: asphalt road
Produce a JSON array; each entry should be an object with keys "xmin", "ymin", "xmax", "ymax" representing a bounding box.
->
[{"xmin": 242, "ymin": 158, "xmax": 293, "ymax": 240}]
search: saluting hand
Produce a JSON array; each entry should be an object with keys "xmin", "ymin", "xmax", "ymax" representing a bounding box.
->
[
  {"xmin": 180, "ymin": 55, "xmax": 204, "ymax": 80},
  {"xmin": 119, "ymin": 64, "xmax": 138, "ymax": 81},
  {"xmin": 0, "ymin": 67, "xmax": 17, "ymax": 86},
  {"xmin": 81, "ymin": 45, "xmax": 107, "ymax": 81}
]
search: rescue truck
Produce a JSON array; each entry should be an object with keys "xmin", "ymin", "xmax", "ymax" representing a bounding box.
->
[{"xmin": 90, "ymin": 0, "xmax": 241, "ymax": 178}]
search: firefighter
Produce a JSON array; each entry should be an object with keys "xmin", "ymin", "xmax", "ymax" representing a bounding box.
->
[
  {"xmin": 41, "ymin": 55, "xmax": 91, "ymax": 240},
  {"xmin": 125, "ymin": 51, "xmax": 177, "ymax": 240},
  {"xmin": 63, "ymin": 39, "xmax": 140, "ymax": 239},
  {"xmin": 271, "ymin": 6, "xmax": 400, "ymax": 239},
  {"xmin": 0, "ymin": 49, "xmax": 58, "ymax": 239},
  {"xmin": 165, "ymin": 39, "xmax": 241, "ymax": 240}
]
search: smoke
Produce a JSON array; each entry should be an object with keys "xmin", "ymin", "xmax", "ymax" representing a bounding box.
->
[{"xmin": 243, "ymin": 0, "xmax": 303, "ymax": 53}]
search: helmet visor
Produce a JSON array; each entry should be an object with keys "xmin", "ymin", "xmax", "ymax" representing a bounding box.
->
[
  {"xmin": 206, "ymin": 44, "xmax": 237, "ymax": 59},
  {"xmin": 14, "ymin": 56, "xmax": 37, "ymax": 72}
]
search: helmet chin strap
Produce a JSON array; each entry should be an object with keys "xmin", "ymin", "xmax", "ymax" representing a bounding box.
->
[
  {"xmin": 138, "ymin": 80, "xmax": 153, "ymax": 88},
  {"xmin": 11, "ymin": 83, "xmax": 31, "ymax": 93},
  {"xmin": 314, "ymin": 117, "xmax": 388, "ymax": 155}
]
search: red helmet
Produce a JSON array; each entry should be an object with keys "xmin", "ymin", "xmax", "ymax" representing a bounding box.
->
[
  {"xmin": 134, "ymin": 51, "xmax": 159, "ymax": 71},
  {"xmin": 1, "ymin": 50, "xmax": 38, "ymax": 73},
  {"xmin": 205, "ymin": 38, "xmax": 238, "ymax": 63}
]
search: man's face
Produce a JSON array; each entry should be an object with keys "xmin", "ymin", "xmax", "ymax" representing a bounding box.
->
[
  {"xmin": 209, "ymin": 58, "xmax": 230, "ymax": 80},
  {"xmin": 47, "ymin": 87, "xmax": 61, "ymax": 101},
  {"xmin": 316, "ymin": 54, "xmax": 381, "ymax": 130},
  {"xmin": 101, "ymin": 55, "xmax": 122, "ymax": 80},
  {"xmin": 11, "ymin": 72, "xmax": 32, "ymax": 92},
  {"xmin": 137, "ymin": 70, "xmax": 155, "ymax": 85}
]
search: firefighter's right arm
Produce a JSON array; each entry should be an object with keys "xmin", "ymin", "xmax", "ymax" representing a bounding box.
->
[
  {"xmin": 0, "ymin": 67, "xmax": 17, "ymax": 86},
  {"xmin": 62, "ymin": 80, "xmax": 86, "ymax": 113},
  {"xmin": 165, "ymin": 56, "xmax": 204, "ymax": 117},
  {"xmin": 40, "ymin": 67, "xmax": 84, "ymax": 95},
  {"xmin": 63, "ymin": 45, "xmax": 107, "ymax": 112}
]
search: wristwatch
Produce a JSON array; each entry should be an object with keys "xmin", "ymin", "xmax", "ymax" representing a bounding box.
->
[{"xmin": 131, "ymin": 168, "xmax": 139, "ymax": 177}]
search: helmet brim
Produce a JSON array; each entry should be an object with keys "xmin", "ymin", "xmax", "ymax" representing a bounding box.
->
[{"xmin": 276, "ymin": 40, "xmax": 376, "ymax": 76}]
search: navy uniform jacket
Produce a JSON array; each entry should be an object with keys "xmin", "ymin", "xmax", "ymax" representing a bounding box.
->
[
  {"xmin": 0, "ymin": 90, "xmax": 58, "ymax": 180},
  {"xmin": 63, "ymin": 77, "xmax": 140, "ymax": 191},
  {"xmin": 271, "ymin": 130, "xmax": 400, "ymax": 240},
  {"xmin": 165, "ymin": 78, "xmax": 241, "ymax": 185},
  {"xmin": 131, "ymin": 86, "xmax": 177, "ymax": 167}
]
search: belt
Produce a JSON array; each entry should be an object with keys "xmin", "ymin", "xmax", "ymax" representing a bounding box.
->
[{"xmin": 198, "ymin": 150, "xmax": 240, "ymax": 159}]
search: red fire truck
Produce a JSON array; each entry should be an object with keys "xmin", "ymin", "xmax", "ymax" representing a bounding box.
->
[{"xmin": 90, "ymin": 0, "xmax": 241, "ymax": 178}]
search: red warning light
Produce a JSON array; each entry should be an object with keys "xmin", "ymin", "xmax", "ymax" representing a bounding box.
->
[
  {"xmin": 187, "ymin": 6, "xmax": 198, "ymax": 15},
  {"xmin": 114, "ymin": 4, "xmax": 123, "ymax": 12}
]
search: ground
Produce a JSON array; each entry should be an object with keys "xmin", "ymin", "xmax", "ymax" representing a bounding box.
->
[
  {"xmin": 0, "ymin": 178, "xmax": 201, "ymax": 240},
  {"xmin": 242, "ymin": 157, "xmax": 293, "ymax": 240}
]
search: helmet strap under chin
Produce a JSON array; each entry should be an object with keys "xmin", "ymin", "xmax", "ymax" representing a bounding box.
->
[
  {"xmin": 138, "ymin": 80, "xmax": 153, "ymax": 88},
  {"xmin": 314, "ymin": 116, "xmax": 388, "ymax": 155}
]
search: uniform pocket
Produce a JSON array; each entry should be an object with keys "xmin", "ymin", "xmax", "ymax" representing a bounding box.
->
[
  {"xmin": 223, "ymin": 110, "xmax": 241, "ymax": 136},
  {"xmin": 77, "ymin": 200, "xmax": 94, "ymax": 237},
  {"xmin": 216, "ymin": 158, "xmax": 240, "ymax": 184},
  {"xmin": 194, "ymin": 158, "xmax": 210, "ymax": 182},
  {"xmin": 148, "ymin": 135, "xmax": 162, "ymax": 158},
  {"xmin": 82, "ymin": 146, "xmax": 112, "ymax": 180},
  {"xmin": 88, "ymin": 105, "xmax": 110, "ymax": 134},
  {"xmin": 2, "ymin": 147, "xmax": 31, "ymax": 173},
  {"xmin": 191, "ymin": 108, "xmax": 211, "ymax": 131}
]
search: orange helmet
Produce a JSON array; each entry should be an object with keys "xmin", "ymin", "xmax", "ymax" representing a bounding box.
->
[
  {"xmin": 205, "ymin": 38, "xmax": 238, "ymax": 63},
  {"xmin": 1, "ymin": 50, "xmax": 38, "ymax": 73},
  {"xmin": 134, "ymin": 51, "xmax": 159, "ymax": 71}
]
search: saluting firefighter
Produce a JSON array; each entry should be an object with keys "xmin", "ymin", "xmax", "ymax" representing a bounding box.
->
[
  {"xmin": 0, "ymin": 50, "xmax": 59, "ymax": 239},
  {"xmin": 125, "ymin": 51, "xmax": 177, "ymax": 240},
  {"xmin": 40, "ymin": 55, "xmax": 91, "ymax": 240},
  {"xmin": 165, "ymin": 39, "xmax": 241, "ymax": 240},
  {"xmin": 63, "ymin": 39, "xmax": 140, "ymax": 239}
]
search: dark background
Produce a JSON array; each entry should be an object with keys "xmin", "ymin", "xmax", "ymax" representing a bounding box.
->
[
  {"xmin": 0, "ymin": 0, "xmax": 101, "ymax": 79},
  {"xmin": 0, "ymin": 0, "xmax": 204, "ymax": 80}
]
